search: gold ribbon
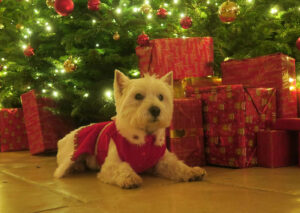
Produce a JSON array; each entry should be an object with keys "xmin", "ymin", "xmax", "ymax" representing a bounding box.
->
[
  {"xmin": 170, "ymin": 128, "xmax": 203, "ymax": 138},
  {"xmin": 182, "ymin": 76, "xmax": 222, "ymax": 87},
  {"xmin": 173, "ymin": 80, "xmax": 185, "ymax": 98}
]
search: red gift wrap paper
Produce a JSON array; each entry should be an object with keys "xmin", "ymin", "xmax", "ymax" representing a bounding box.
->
[
  {"xmin": 197, "ymin": 85, "xmax": 276, "ymax": 168},
  {"xmin": 169, "ymin": 98, "xmax": 205, "ymax": 166},
  {"xmin": 0, "ymin": 109, "xmax": 28, "ymax": 152},
  {"xmin": 221, "ymin": 53, "xmax": 297, "ymax": 118},
  {"xmin": 21, "ymin": 90, "xmax": 74, "ymax": 155},
  {"xmin": 136, "ymin": 37, "xmax": 214, "ymax": 80},
  {"xmin": 257, "ymin": 130, "xmax": 298, "ymax": 168},
  {"xmin": 272, "ymin": 118, "xmax": 300, "ymax": 131}
]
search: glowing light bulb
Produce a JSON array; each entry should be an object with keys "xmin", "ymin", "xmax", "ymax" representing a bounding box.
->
[
  {"xmin": 96, "ymin": 43, "xmax": 99, "ymax": 47},
  {"xmin": 83, "ymin": 93, "xmax": 89, "ymax": 98},
  {"xmin": 180, "ymin": 13, "xmax": 185, "ymax": 18},
  {"xmin": 27, "ymin": 86, "xmax": 31, "ymax": 89},
  {"xmin": 34, "ymin": 9, "xmax": 39, "ymax": 14},
  {"xmin": 207, "ymin": 0, "xmax": 210, "ymax": 4},
  {"xmin": 24, "ymin": 35, "xmax": 28, "ymax": 39},
  {"xmin": 37, "ymin": 21, "xmax": 40, "ymax": 24},
  {"xmin": 289, "ymin": 86, "xmax": 296, "ymax": 91},
  {"xmin": 173, "ymin": 0, "xmax": 178, "ymax": 4},
  {"xmin": 145, "ymin": 0, "xmax": 149, "ymax": 4},
  {"xmin": 1, "ymin": 58, "xmax": 5, "ymax": 61},
  {"xmin": 61, "ymin": 69, "xmax": 65, "ymax": 73},
  {"xmin": 3, "ymin": 66, "xmax": 7, "ymax": 69},
  {"xmin": 289, "ymin": 78, "xmax": 295, "ymax": 83},
  {"xmin": 164, "ymin": 3, "xmax": 168, "ymax": 7},
  {"xmin": 46, "ymin": 26, "xmax": 51, "ymax": 31},
  {"xmin": 55, "ymin": 69, "xmax": 59, "ymax": 73},
  {"xmin": 147, "ymin": 14, "xmax": 152, "ymax": 19},
  {"xmin": 123, "ymin": 3, "xmax": 127, "ymax": 6},
  {"xmin": 3, "ymin": 72, "xmax": 7, "ymax": 75},
  {"xmin": 45, "ymin": 22, "xmax": 49, "ymax": 26},
  {"xmin": 105, "ymin": 90, "xmax": 113, "ymax": 99},
  {"xmin": 133, "ymin": 7, "xmax": 139, "ymax": 12},
  {"xmin": 42, "ymin": 89, "xmax": 46, "ymax": 93},
  {"xmin": 182, "ymin": 35, "xmax": 186, "ymax": 39},
  {"xmin": 27, "ymin": 29, "xmax": 32, "ymax": 34},
  {"xmin": 247, "ymin": 0, "xmax": 252, "ymax": 2},
  {"xmin": 92, "ymin": 19, "xmax": 96, "ymax": 24},
  {"xmin": 116, "ymin": 8, "xmax": 122, "ymax": 14},
  {"xmin": 48, "ymin": 83, "xmax": 53, "ymax": 87},
  {"xmin": 53, "ymin": 91, "xmax": 58, "ymax": 97},
  {"xmin": 169, "ymin": 11, "xmax": 172, "ymax": 15},
  {"xmin": 161, "ymin": 23, "xmax": 164, "ymax": 27},
  {"xmin": 22, "ymin": 45, "xmax": 27, "ymax": 49},
  {"xmin": 270, "ymin": 8, "xmax": 278, "ymax": 14}
]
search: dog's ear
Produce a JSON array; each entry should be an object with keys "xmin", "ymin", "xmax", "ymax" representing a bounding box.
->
[
  {"xmin": 161, "ymin": 71, "xmax": 173, "ymax": 87},
  {"xmin": 114, "ymin": 69, "xmax": 130, "ymax": 97}
]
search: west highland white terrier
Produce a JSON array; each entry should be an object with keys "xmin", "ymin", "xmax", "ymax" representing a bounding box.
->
[{"xmin": 54, "ymin": 70, "xmax": 206, "ymax": 189}]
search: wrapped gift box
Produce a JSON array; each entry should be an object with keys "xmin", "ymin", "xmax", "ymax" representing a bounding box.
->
[
  {"xmin": 0, "ymin": 109, "xmax": 28, "ymax": 152},
  {"xmin": 169, "ymin": 98, "xmax": 205, "ymax": 166},
  {"xmin": 198, "ymin": 85, "xmax": 276, "ymax": 168},
  {"xmin": 136, "ymin": 37, "xmax": 214, "ymax": 80},
  {"xmin": 221, "ymin": 53, "xmax": 297, "ymax": 118},
  {"xmin": 257, "ymin": 130, "xmax": 298, "ymax": 168},
  {"xmin": 21, "ymin": 90, "xmax": 74, "ymax": 155}
]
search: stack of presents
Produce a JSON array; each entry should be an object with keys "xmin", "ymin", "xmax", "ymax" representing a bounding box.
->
[
  {"xmin": 0, "ymin": 36, "xmax": 299, "ymax": 170},
  {"xmin": 136, "ymin": 37, "xmax": 299, "ymax": 168},
  {"xmin": 0, "ymin": 90, "xmax": 73, "ymax": 154}
]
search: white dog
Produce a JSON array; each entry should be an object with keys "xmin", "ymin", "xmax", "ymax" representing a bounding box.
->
[{"xmin": 54, "ymin": 70, "xmax": 206, "ymax": 189}]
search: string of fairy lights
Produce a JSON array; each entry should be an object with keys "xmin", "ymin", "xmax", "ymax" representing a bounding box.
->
[{"xmin": 0, "ymin": 0, "xmax": 299, "ymax": 103}]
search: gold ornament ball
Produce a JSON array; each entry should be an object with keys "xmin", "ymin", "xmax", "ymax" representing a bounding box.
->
[
  {"xmin": 218, "ymin": 0, "xmax": 240, "ymax": 24},
  {"xmin": 46, "ymin": 0, "xmax": 55, "ymax": 8},
  {"xmin": 141, "ymin": 4, "xmax": 152, "ymax": 14},
  {"xmin": 113, "ymin": 32, "xmax": 120, "ymax": 40},
  {"xmin": 64, "ymin": 57, "xmax": 77, "ymax": 73},
  {"xmin": 16, "ymin": 24, "xmax": 24, "ymax": 30}
]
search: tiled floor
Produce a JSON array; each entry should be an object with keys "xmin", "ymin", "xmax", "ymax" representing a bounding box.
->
[{"xmin": 1, "ymin": 152, "xmax": 300, "ymax": 213}]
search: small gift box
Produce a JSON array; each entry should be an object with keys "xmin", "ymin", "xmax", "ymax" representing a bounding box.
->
[
  {"xmin": 169, "ymin": 98, "xmax": 205, "ymax": 166},
  {"xmin": 0, "ymin": 109, "xmax": 28, "ymax": 152},
  {"xmin": 21, "ymin": 90, "xmax": 74, "ymax": 155},
  {"xmin": 257, "ymin": 130, "xmax": 298, "ymax": 168}
]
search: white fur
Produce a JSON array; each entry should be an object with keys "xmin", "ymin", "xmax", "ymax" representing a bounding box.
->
[{"xmin": 54, "ymin": 70, "xmax": 206, "ymax": 188}]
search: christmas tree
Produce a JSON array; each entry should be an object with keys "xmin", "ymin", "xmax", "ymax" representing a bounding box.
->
[{"xmin": 0, "ymin": 0, "xmax": 299, "ymax": 126}]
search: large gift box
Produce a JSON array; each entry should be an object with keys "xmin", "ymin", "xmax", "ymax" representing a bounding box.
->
[
  {"xmin": 136, "ymin": 37, "xmax": 214, "ymax": 80},
  {"xmin": 0, "ymin": 109, "xmax": 28, "ymax": 152},
  {"xmin": 197, "ymin": 85, "xmax": 276, "ymax": 168},
  {"xmin": 169, "ymin": 98, "xmax": 205, "ymax": 166},
  {"xmin": 21, "ymin": 90, "xmax": 74, "ymax": 155},
  {"xmin": 221, "ymin": 53, "xmax": 297, "ymax": 118},
  {"xmin": 257, "ymin": 130, "xmax": 298, "ymax": 168}
]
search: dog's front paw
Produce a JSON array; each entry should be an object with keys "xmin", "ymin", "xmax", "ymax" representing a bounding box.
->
[
  {"xmin": 118, "ymin": 173, "xmax": 143, "ymax": 189},
  {"xmin": 177, "ymin": 166, "xmax": 206, "ymax": 182},
  {"xmin": 188, "ymin": 167, "xmax": 206, "ymax": 182}
]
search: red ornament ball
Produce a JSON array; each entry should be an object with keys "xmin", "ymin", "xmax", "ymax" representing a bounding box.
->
[
  {"xmin": 180, "ymin": 16, "xmax": 192, "ymax": 29},
  {"xmin": 88, "ymin": 0, "xmax": 100, "ymax": 11},
  {"xmin": 137, "ymin": 33, "xmax": 150, "ymax": 46},
  {"xmin": 24, "ymin": 45, "xmax": 35, "ymax": 57},
  {"xmin": 296, "ymin": 38, "xmax": 300, "ymax": 50},
  {"xmin": 156, "ymin": 7, "xmax": 168, "ymax": 18},
  {"xmin": 55, "ymin": 0, "xmax": 74, "ymax": 16}
]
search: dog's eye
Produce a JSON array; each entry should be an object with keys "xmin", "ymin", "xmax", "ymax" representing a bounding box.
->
[
  {"xmin": 158, "ymin": 94, "xmax": 164, "ymax": 101},
  {"xmin": 135, "ymin": 93, "xmax": 144, "ymax": 100}
]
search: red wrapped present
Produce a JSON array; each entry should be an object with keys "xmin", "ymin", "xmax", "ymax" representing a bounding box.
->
[
  {"xmin": 257, "ymin": 130, "xmax": 298, "ymax": 168},
  {"xmin": 169, "ymin": 98, "xmax": 205, "ymax": 166},
  {"xmin": 0, "ymin": 109, "xmax": 28, "ymax": 152},
  {"xmin": 21, "ymin": 90, "xmax": 74, "ymax": 155},
  {"xmin": 272, "ymin": 118, "xmax": 300, "ymax": 131},
  {"xmin": 221, "ymin": 53, "xmax": 297, "ymax": 118},
  {"xmin": 136, "ymin": 37, "xmax": 214, "ymax": 80},
  {"xmin": 198, "ymin": 85, "xmax": 276, "ymax": 168}
]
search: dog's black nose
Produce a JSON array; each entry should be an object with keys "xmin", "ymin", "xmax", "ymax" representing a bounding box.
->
[{"xmin": 149, "ymin": 106, "xmax": 160, "ymax": 118}]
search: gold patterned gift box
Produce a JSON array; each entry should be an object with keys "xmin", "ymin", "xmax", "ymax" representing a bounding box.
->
[
  {"xmin": 199, "ymin": 85, "xmax": 276, "ymax": 168},
  {"xmin": 0, "ymin": 108, "xmax": 28, "ymax": 152}
]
